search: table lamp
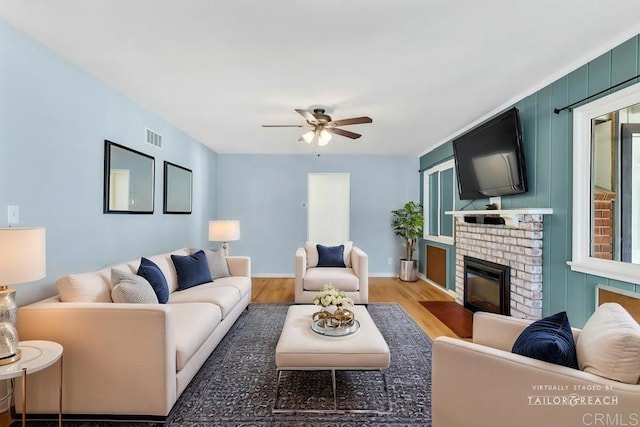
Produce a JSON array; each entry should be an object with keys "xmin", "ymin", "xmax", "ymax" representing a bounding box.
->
[
  {"xmin": 208, "ymin": 220, "xmax": 240, "ymax": 256},
  {"xmin": 0, "ymin": 227, "xmax": 46, "ymax": 364}
]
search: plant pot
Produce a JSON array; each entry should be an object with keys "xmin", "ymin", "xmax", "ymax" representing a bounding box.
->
[{"xmin": 399, "ymin": 259, "xmax": 418, "ymax": 282}]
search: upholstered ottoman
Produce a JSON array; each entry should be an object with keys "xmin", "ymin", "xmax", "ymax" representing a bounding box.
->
[{"xmin": 274, "ymin": 305, "xmax": 390, "ymax": 413}]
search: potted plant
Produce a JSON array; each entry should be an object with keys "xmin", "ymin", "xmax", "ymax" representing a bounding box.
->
[{"xmin": 391, "ymin": 201, "xmax": 424, "ymax": 281}]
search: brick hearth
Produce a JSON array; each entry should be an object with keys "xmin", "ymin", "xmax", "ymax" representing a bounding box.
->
[{"xmin": 454, "ymin": 214, "xmax": 544, "ymax": 319}]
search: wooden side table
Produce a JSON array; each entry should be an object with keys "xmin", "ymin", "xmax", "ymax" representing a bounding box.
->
[{"xmin": 0, "ymin": 340, "xmax": 63, "ymax": 427}]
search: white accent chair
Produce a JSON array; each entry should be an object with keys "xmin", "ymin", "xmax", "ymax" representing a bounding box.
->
[{"xmin": 295, "ymin": 242, "xmax": 368, "ymax": 304}]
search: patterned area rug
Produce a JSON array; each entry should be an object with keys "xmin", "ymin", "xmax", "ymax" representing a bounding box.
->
[{"xmin": 27, "ymin": 303, "xmax": 432, "ymax": 426}]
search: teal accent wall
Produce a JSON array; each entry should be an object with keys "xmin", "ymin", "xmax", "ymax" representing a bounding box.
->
[
  {"xmin": 419, "ymin": 143, "xmax": 454, "ymax": 171},
  {"xmin": 419, "ymin": 35, "xmax": 640, "ymax": 327},
  {"xmin": 0, "ymin": 21, "xmax": 218, "ymax": 305},
  {"xmin": 418, "ymin": 144, "xmax": 462, "ymax": 292},
  {"xmin": 419, "ymin": 239, "xmax": 456, "ymax": 291}
]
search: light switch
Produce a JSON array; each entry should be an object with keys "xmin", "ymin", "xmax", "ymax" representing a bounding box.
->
[{"xmin": 7, "ymin": 206, "xmax": 19, "ymax": 225}]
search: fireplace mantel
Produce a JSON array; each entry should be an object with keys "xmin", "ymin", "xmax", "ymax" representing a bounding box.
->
[
  {"xmin": 445, "ymin": 208, "xmax": 553, "ymax": 228},
  {"xmin": 453, "ymin": 213, "xmax": 547, "ymax": 319}
]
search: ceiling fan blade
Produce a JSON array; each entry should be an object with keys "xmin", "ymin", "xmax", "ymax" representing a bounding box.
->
[
  {"xmin": 328, "ymin": 127, "xmax": 361, "ymax": 139},
  {"xmin": 329, "ymin": 116, "xmax": 373, "ymax": 127},
  {"xmin": 295, "ymin": 109, "xmax": 319, "ymax": 124},
  {"xmin": 261, "ymin": 125, "xmax": 305, "ymax": 127}
]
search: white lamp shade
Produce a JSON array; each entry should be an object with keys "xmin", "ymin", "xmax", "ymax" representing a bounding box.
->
[
  {"xmin": 318, "ymin": 129, "xmax": 332, "ymax": 146},
  {"xmin": 208, "ymin": 220, "xmax": 240, "ymax": 242},
  {"xmin": 302, "ymin": 130, "xmax": 315, "ymax": 144},
  {"xmin": 0, "ymin": 227, "xmax": 46, "ymax": 285}
]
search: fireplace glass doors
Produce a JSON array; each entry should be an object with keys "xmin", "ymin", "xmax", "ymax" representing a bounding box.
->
[{"xmin": 463, "ymin": 256, "xmax": 510, "ymax": 316}]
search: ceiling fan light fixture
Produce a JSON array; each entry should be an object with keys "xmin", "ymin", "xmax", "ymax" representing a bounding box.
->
[
  {"xmin": 318, "ymin": 129, "xmax": 332, "ymax": 146},
  {"xmin": 302, "ymin": 130, "xmax": 315, "ymax": 144},
  {"xmin": 263, "ymin": 107, "xmax": 372, "ymax": 146}
]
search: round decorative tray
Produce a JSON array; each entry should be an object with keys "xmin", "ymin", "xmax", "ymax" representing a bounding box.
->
[{"xmin": 310, "ymin": 319, "xmax": 360, "ymax": 337}]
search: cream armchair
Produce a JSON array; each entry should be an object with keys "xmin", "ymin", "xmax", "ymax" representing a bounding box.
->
[
  {"xmin": 432, "ymin": 311, "xmax": 640, "ymax": 427},
  {"xmin": 295, "ymin": 243, "xmax": 368, "ymax": 304}
]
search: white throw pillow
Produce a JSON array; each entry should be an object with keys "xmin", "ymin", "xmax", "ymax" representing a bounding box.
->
[
  {"xmin": 204, "ymin": 248, "xmax": 230, "ymax": 279},
  {"xmin": 343, "ymin": 241, "xmax": 353, "ymax": 268},
  {"xmin": 110, "ymin": 269, "xmax": 159, "ymax": 304},
  {"xmin": 56, "ymin": 268, "xmax": 112, "ymax": 303},
  {"xmin": 576, "ymin": 302, "xmax": 640, "ymax": 384},
  {"xmin": 305, "ymin": 241, "xmax": 353, "ymax": 268},
  {"xmin": 305, "ymin": 242, "xmax": 319, "ymax": 268}
]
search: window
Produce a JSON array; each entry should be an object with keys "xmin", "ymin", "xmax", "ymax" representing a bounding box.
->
[
  {"xmin": 423, "ymin": 159, "xmax": 455, "ymax": 244},
  {"xmin": 570, "ymin": 82, "xmax": 640, "ymax": 282}
]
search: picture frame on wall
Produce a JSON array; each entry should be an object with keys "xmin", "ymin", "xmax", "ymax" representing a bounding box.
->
[
  {"xmin": 103, "ymin": 140, "xmax": 155, "ymax": 214},
  {"xmin": 163, "ymin": 161, "xmax": 192, "ymax": 214}
]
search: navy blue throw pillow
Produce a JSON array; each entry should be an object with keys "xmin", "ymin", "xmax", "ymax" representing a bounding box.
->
[
  {"xmin": 171, "ymin": 250, "xmax": 213, "ymax": 291},
  {"xmin": 137, "ymin": 258, "xmax": 170, "ymax": 304},
  {"xmin": 512, "ymin": 311, "xmax": 578, "ymax": 369},
  {"xmin": 316, "ymin": 244, "xmax": 346, "ymax": 268}
]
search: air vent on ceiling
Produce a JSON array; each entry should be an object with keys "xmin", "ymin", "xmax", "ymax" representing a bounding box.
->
[{"xmin": 145, "ymin": 128, "xmax": 163, "ymax": 149}]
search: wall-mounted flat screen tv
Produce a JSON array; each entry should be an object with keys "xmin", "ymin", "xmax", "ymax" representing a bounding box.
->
[{"xmin": 453, "ymin": 107, "xmax": 528, "ymax": 200}]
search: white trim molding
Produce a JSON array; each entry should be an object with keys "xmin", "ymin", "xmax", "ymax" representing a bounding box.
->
[
  {"xmin": 252, "ymin": 272, "xmax": 398, "ymax": 278},
  {"xmin": 417, "ymin": 272, "xmax": 457, "ymax": 298},
  {"xmin": 446, "ymin": 208, "xmax": 553, "ymax": 228},
  {"xmin": 569, "ymin": 81, "xmax": 640, "ymax": 284},
  {"xmin": 423, "ymin": 159, "xmax": 455, "ymax": 244}
]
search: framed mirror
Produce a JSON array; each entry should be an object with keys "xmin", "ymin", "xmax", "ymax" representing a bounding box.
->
[
  {"xmin": 570, "ymin": 82, "xmax": 640, "ymax": 282},
  {"xmin": 103, "ymin": 140, "xmax": 155, "ymax": 214},
  {"xmin": 163, "ymin": 161, "xmax": 192, "ymax": 214}
]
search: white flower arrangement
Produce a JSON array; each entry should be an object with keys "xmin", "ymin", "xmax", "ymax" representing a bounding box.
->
[{"xmin": 312, "ymin": 283, "xmax": 354, "ymax": 308}]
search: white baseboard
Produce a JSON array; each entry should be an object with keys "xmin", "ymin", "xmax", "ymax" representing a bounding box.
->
[
  {"xmin": 252, "ymin": 273, "xmax": 295, "ymax": 278},
  {"xmin": 418, "ymin": 273, "xmax": 457, "ymax": 298},
  {"xmin": 252, "ymin": 272, "xmax": 398, "ymax": 278},
  {"xmin": 252, "ymin": 272, "xmax": 456, "ymax": 298}
]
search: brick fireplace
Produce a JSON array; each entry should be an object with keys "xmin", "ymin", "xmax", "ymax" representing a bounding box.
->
[{"xmin": 454, "ymin": 214, "xmax": 545, "ymax": 320}]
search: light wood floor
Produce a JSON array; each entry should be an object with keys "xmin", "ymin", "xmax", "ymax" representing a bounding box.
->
[
  {"xmin": 252, "ymin": 276, "xmax": 459, "ymax": 339},
  {"xmin": 0, "ymin": 276, "xmax": 456, "ymax": 426}
]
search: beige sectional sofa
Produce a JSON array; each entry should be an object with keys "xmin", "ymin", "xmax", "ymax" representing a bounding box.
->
[{"xmin": 16, "ymin": 248, "xmax": 251, "ymax": 418}]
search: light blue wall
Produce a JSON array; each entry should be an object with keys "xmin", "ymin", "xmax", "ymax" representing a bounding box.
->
[
  {"xmin": 217, "ymin": 154, "xmax": 419, "ymax": 275},
  {"xmin": 419, "ymin": 34, "xmax": 640, "ymax": 327},
  {"xmin": 0, "ymin": 21, "xmax": 218, "ymax": 305}
]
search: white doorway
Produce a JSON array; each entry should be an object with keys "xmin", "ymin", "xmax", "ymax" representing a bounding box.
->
[
  {"xmin": 109, "ymin": 169, "xmax": 131, "ymax": 211},
  {"xmin": 307, "ymin": 173, "xmax": 350, "ymax": 244}
]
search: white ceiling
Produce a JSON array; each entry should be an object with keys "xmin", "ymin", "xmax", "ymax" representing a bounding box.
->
[{"xmin": 3, "ymin": 1, "xmax": 640, "ymax": 155}]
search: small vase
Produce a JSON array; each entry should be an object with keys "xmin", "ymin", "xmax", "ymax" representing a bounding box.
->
[
  {"xmin": 333, "ymin": 307, "xmax": 355, "ymax": 327},
  {"xmin": 312, "ymin": 308, "xmax": 331, "ymax": 327}
]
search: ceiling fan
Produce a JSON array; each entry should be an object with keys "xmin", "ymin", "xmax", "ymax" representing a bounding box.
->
[{"xmin": 262, "ymin": 108, "xmax": 373, "ymax": 146}]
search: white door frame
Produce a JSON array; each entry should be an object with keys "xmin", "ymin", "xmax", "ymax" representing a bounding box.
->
[{"xmin": 307, "ymin": 173, "xmax": 350, "ymax": 244}]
